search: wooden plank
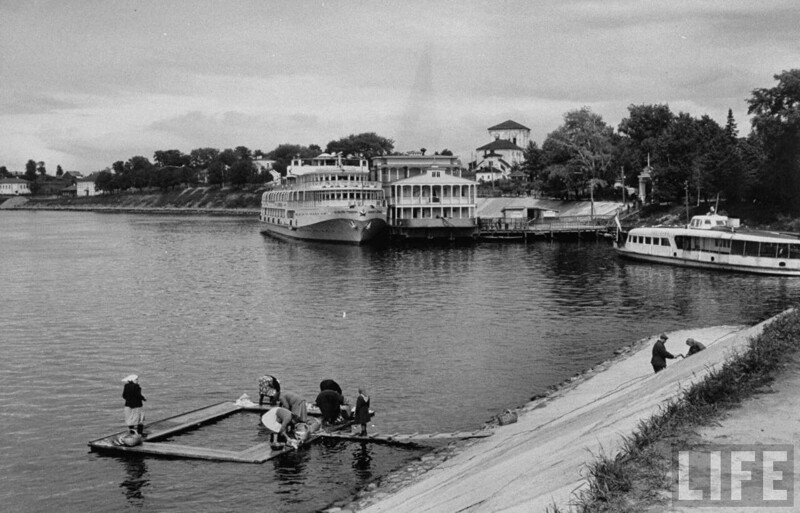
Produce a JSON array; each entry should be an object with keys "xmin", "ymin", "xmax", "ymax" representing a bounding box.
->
[
  {"xmin": 91, "ymin": 440, "xmax": 263, "ymax": 463},
  {"xmin": 144, "ymin": 402, "xmax": 243, "ymax": 442}
]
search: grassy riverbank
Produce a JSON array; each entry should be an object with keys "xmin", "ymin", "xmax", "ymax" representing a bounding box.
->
[
  {"xmin": 1, "ymin": 186, "xmax": 264, "ymax": 213},
  {"xmin": 556, "ymin": 308, "xmax": 800, "ymax": 512}
]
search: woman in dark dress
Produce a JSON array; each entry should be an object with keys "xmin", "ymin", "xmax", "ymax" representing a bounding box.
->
[{"xmin": 354, "ymin": 387, "xmax": 370, "ymax": 436}]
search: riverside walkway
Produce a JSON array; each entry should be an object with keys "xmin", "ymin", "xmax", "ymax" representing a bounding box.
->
[{"xmin": 358, "ymin": 319, "xmax": 778, "ymax": 513}]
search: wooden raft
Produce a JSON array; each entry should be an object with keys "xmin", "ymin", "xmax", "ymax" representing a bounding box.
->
[
  {"xmin": 89, "ymin": 400, "xmax": 490, "ymax": 462},
  {"xmin": 88, "ymin": 401, "xmax": 359, "ymax": 463},
  {"xmin": 89, "ymin": 402, "xmax": 302, "ymax": 463}
]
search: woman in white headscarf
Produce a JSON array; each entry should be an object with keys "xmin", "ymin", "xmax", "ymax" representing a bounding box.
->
[{"xmin": 122, "ymin": 374, "xmax": 146, "ymax": 435}]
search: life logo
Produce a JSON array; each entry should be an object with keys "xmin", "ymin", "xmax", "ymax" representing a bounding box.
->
[{"xmin": 673, "ymin": 444, "xmax": 794, "ymax": 507}]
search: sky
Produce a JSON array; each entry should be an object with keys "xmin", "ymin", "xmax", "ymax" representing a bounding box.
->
[{"xmin": 1, "ymin": 0, "xmax": 798, "ymax": 173}]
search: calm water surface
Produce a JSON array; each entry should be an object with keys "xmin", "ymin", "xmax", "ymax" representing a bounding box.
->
[{"xmin": 2, "ymin": 210, "xmax": 799, "ymax": 512}]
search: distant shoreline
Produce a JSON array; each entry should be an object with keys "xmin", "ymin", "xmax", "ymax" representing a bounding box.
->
[{"xmin": 5, "ymin": 203, "xmax": 259, "ymax": 217}]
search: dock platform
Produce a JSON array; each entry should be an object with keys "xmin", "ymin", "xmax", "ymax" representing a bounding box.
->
[
  {"xmin": 89, "ymin": 400, "xmax": 491, "ymax": 463},
  {"xmin": 88, "ymin": 401, "xmax": 300, "ymax": 463}
]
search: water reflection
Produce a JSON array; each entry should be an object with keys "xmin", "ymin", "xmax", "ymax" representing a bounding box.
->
[
  {"xmin": 119, "ymin": 456, "xmax": 148, "ymax": 506},
  {"xmin": 351, "ymin": 442, "xmax": 373, "ymax": 479}
]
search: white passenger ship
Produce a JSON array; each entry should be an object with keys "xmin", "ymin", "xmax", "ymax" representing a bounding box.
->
[
  {"xmin": 614, "ymin": 209, "xmax": 800, "ymax": 276},
  {"xmin": 260, "ymin": 153, "xmax": 387, "ymax": 244}
]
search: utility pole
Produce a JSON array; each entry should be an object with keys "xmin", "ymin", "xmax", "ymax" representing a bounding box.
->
[{"xmin": 684, "ymin": 180, "xmax": 690, "ymax": 226}]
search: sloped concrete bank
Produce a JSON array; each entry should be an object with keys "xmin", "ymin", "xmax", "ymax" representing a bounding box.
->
[{"xmin": 327, "ymin": 318, "xmax": 784, "ymax": 513}]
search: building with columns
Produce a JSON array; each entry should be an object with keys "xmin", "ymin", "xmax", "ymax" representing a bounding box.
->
[{"xmin": 371, "ymin": 153, "xmax": 478, "ymax": 239}]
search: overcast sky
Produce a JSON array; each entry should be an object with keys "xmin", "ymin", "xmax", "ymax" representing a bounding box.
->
[{"xmin": 1, "ymin": 0, "xmax": 798, "ymax": 173}]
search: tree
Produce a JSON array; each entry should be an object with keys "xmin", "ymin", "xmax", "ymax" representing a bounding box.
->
[
  {"xmin": 124, "ymin": 156, "xmax": 154, "ymax": 190},
  {"xmin": 540, "ymin": 107, "xmax": 614, "ymax": 199},
  {"xmin": 0, "ymin": 166, "xmax": 10, "ymax": 178},
  {"xmin": 24, "ymin": 159, "xmax": 37, "ymax": 181},
  {"xmin": 189, "ymin": 147, "xmax": 220, "ymax": 170},
  {"xmin": 56, "ymin": 165, "xmax": 63, "ymax": 177},
  {"xmin": 266, "ymin": 144, "xmax": 317, "ymax": 176},
  {"xmin": 325, "ymin": 132, "xmax": 394, "ymax": 161},
  {"xmin": 724, "ymin": 108, "xmax": 738, "ymax": 141},
  {"xmin": 522, "ymin": 141, "xmax": 545, "ymax": 183},
  {"xmin": 234, "ymin": 146, "xmax": 252, "ymax": 161},
  {"xmin": 617, "ymin": 104, "xmax": 674, "ymax": 188},
  {"xmin": 94, "ymin": 170, "xmax": 115, "ymax": 194},
  {"xmin": 153, "ymin": 149, "xmax": 190, "ymax": 168},
  {"xmin": 206, "ymin": 161, "xmax": 225, "ymax": 186},
  {"xmin": 747, "ymin": 69, "xmax": 800, "ymax": 213},
  {"xmin": 229, "ymin": 159, "xmax": 254, "ymax": 186},
  {"xmin": 37, "ymin": 161, "xmax": 46, "ymax": 175},
  {"xmin": 652, "ymin": 113, "xmax": 699, "ymax": 202}
]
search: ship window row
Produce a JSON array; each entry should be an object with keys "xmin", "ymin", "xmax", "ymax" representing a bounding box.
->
[
  {"xmin": 266, "ymin": 190, "xmax": 384, "ymax": 202},
  {"xmin": 628, "ymin": 234, "xmax": 670, "ymax": 246},
  {"xmin": 262, "ymin": 208, "xmax": 285, "ymax": 218},
  {"xmin": 673, "ymin": 235, "xmax": 800, "ymax": 259},
  {"xmin": 301, "ymin": 174, "xmax": 367, "ymax": 183}
]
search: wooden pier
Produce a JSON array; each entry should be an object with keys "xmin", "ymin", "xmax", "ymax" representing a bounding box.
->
[
  {"xmin": 88, "ymin": 401, "xmax": 298, "ymax": 463},
  {"xmin": 476, "ymin": 213, "xmax": 633, "ymax": 242},
  {"xmin": 89, "ymin": 401, "xmax": 493, "ymax": 463}
]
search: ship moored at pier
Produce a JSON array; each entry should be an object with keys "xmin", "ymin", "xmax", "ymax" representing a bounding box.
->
[
  {"xmin": 260, "ymin": 153, "xmax": 387, "ymax": 244},
  {"xmin": 614, "ymin": 209, "xmax": 800, "ymax": 276}
]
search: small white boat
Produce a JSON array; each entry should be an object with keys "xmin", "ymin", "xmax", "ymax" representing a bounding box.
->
[
  {"xmin": 614, "ymin": 209, "xmax": 800, "ymax": 276},
  {"xmin": 260, "ymin": 153, "xmax": 388, "ymax": 244}
]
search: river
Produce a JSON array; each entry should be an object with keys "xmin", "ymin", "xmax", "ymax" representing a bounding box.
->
[{"xmin": 1, "ymin": 210, "xmax": 798, "ymax": 512}]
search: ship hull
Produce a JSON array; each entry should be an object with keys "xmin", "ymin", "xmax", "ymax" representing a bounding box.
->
[
  {"xmin": 261, "ymin": 216, "xmax": 388, "ymax": 244},
  {"xmin": 615, "ymin": 246, "xmax": 800, "ymax": 276}
]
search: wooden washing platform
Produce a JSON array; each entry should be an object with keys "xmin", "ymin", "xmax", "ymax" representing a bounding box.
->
[
  {"xmin": 89, "ymin": 400, "xmax": 490, "ymax": 463},
  {"xmin": 88, "ymin": 401, "xmax": 300, "ymax": 463}
]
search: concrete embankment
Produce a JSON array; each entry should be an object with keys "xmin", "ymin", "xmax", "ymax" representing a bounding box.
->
[{"xmin": 348, "ymin": 320, "xmax": 780, "ymax": 513}]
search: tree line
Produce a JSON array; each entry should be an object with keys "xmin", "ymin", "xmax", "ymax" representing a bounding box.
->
[
  {"xmin": 521, "ymin": 69, "xmax": 800, "ymax": 214},
  {"xmin": 89, "ymin": 132, "xmax": 397, "ymax": 194}
]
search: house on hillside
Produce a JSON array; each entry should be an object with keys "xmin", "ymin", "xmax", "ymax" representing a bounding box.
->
[
  {"xmin": 0, "ymin": 177, "xmax": 32, "ymax": 195},
  {"xmin": 76, "ymin": 173, "xmax": 100, "ymax": 196},
  {"xmin": 471, "ymin": 120, "xmax": 530, "ymax": 182},
  {"xmin": 253, "ymin": 158, "xmax": 280, "ymax": 182}
]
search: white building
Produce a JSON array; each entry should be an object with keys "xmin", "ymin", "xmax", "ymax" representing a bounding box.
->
[
  {"xmin": 0, "ymin": 178, "xmax": 32, "ymax": 195},
  {"xmin": 76, "ymin": 174, "xmax": 98, "ymax": 196},
  {"xmin": 371, "ymin": 153, "xmax": 478, "ymax": 239},
  {"xmin": 253, "ymin": 158, "xmax": 280, "ymax": 182},
  {"xmin": 472, "ymin": 120, "xmax": 530, "ymax": 182}
]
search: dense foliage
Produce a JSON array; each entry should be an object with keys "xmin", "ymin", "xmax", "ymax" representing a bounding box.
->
[{"xmin": 530, "ymin": 70, "xmax": 800, "ymax": 214}]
